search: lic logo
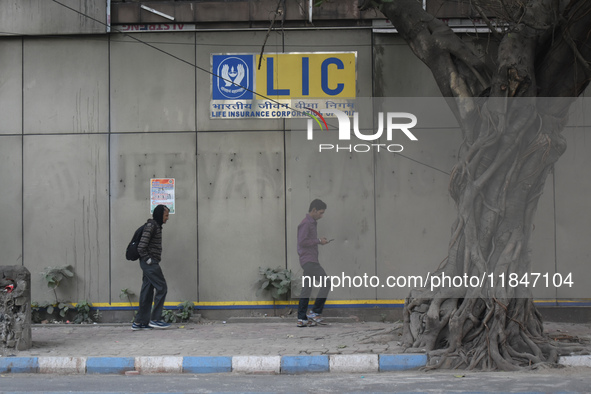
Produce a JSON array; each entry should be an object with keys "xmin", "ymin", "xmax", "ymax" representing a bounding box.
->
[{"xmin": 212, "ymin": 55, "xmax": 254, "ymax": 100}]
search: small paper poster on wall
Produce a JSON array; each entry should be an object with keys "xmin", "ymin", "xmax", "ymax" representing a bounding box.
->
[{"xmin": 150, "ymin": 178, "xmax": 175, "ymax": 214}]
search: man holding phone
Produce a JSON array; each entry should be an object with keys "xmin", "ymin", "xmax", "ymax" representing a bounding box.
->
[{"xmin": 296, "ymin": 199, "xmax": 331, "ymax": 327}]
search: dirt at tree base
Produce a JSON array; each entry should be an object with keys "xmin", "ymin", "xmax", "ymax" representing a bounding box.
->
[{"xmin": 543, "ymin": 322, "xmax": 591, "ymax": 356}]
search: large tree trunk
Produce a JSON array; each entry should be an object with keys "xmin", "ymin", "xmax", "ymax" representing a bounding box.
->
[
  {"xmin": 401, "ymin": 97, "xmax": 567, "ymax": 370},
  {"xmin": 373, "ymin": 0, "xmax": 591, "ymax": 370}
]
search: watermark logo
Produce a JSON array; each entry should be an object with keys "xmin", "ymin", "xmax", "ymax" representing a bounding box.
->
[{"xmin": 304, "ymin": 109, "xmax": 418, "ymax": 153}]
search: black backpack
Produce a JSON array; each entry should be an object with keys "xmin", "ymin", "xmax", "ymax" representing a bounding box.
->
[{"xmin": 125, "ymin": 224, "xmax": 146, "ymax": 261}]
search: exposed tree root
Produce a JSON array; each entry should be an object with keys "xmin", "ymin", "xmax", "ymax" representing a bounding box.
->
[{"xmin": 402, "ymin": 295, "xmax": 560, "ymax": 371}]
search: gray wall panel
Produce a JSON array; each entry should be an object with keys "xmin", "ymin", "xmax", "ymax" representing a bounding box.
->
[
  {"xmin": 110, "ymin": 33, "xmax": 196, "ymax": 133},
  {"xmin": 282, "ymin": 29, "xmax": 375, "ymax": 301},
  {"xmin": 0, "ymin": 27, "xmax": 588, "ymax": 313},
  {"xmin": 0, "ymin": 0, "xmax": 107, "ymax": 36},
  {"xmin": 373, "ymin": 34, "xmax": 441, "ymax": 97},
  {"xmin": 287, "ymin": 127, "xmax": 377, "ymax": 301},
  {"xmin": 196, "ymin": 30, "xmax": 283, "ymax": 132},
  {"xmin": 23, "ymin": 134, "xmax": 110, "ymax": 304},
  {"xmin": 197, "ymin": 131, "xmax": 285, "ymax": 302},
  {"xmin": 0, "ymin": 39, "xmax": 22, "ymax": 134},
  {"xmin": 528, "ymin": 173, "xmax": 557, "ymax": 300},
  {"xmin": 110, "ymin": 132, "xmax": 198, "ymax": 303},
  {"xmin": 23, "ymin": 37, "xmax": 109, "ymax": 134},
  {"xmin": 0, "ymin": 136, "xmax": 23, "ymax": 265},
  {"xmin": 555, "ymin": 128, "xmax": 591, "ymax": 299},
  {"xmin": 375, "ymin": 129, "xmax": 460, "ymax": 300}
]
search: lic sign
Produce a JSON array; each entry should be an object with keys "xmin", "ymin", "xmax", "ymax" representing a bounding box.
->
[
  {"xmin": 255, "ymin": 52, "xmax": 356, "ymax": 99},
  {"xmin": 212, "ymin": 55, "xmax": 254, "ymax": 100},
  {"xmin": 211, "ymin": 52, "xmax": 356, "ymax": 119}
]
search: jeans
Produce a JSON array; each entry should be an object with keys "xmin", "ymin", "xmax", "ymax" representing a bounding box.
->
[
  {"xmin": 135, "ymin": 259, "xmax": 168, "ymax": 324},
  {"xmin": 297, "ymin": 262, "xmax": 329, "ymax": 320}
]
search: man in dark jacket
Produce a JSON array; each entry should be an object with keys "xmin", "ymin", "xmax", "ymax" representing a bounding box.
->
[{"xmin": 132, "ymin": 204, "xmax": 171, "ymax": 330}]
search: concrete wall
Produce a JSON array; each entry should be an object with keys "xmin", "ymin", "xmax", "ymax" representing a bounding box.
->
[
  {"xmin": 0, "ymin": 0, "xmax": 107, "ymax": 36},
  {"xmin": 0, "ymin": 29, "xmax": 589, "ymax": 314}
]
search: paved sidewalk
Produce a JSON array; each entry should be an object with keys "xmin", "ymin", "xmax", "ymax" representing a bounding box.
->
[
  {"xmin": 1, "ymin": 318, "xmax": 590, "ymax": 374},
  {"xmin": 9, "ymin": 319, "xmax": 406, "ymax": 358}
]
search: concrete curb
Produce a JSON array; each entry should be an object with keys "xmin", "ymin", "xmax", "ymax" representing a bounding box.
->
[
  {"xmin": 1, "ymin": 355, "xmax": 589, "ymax": 374},
  {"xmin": 559, "ymin": 355, "xmax": 591, "ymax": 367}
]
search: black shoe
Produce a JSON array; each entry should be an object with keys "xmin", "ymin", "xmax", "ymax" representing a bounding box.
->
[{"xmin": 131, "ymin": 322, "xmax": 153, "ymax": 331}]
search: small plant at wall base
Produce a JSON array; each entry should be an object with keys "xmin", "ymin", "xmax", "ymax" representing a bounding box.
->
[
  {"xmin": 120, "ymin": 288, "xmax": 137, "ymax": 322},
  {"xmin": 31, "ymin": 302, "xmax": 43, "ymax": 324},
  {"xmin": 119, "ymin": 288, "xmax": 136, "ymax": 307},
  {"xmin": 31, "ymin": 301, "xmax": 72, "ymax": 323},
  {"xmin": 162, "ymin": 301, "xmax": 195, "ymax": 323},
  {"xmin": 73, "ymin": 300, "xmax": 93, "ymax": 324},
  {"xmin": 41, "ymin": 265, "xmax": 75, "ymax": 304},
  {"xmin": 33, "ymin": 266, "xmax": 76, "ymax": 323},
  {"xmin": 256, "ymin": 267, "xmax": 294, "ymax": 301}
]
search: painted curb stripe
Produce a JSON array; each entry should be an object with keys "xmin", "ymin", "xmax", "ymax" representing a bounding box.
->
[
  {"xmin": 0, "ymin": 357, "xmax": 39, "ymax": 373},
  {"xmin": 38, "ymin": 357, "xmax": 86, "ymax": 374},
  {"xmin": 182, "ymin": 356, "xmax": 232, "ymax": 373},
  {"xmin": 3, "ymin": 355, "xmax": 589, "ymax": 374},
  {"xmin": 86, "ymin": 357, "xmax": 135, "ymax": 374},
  {"xmin": 281, "ymin": 355, "xmax": 329, "ymax": 374},
  {"xmin": 232, "ymin": 356, "xmax": 281, "ymax": 373},
  {"xmin": 559, "ymin": 355, "xmax": 591, "ymax": 367},
  {"xmin": 329, "ymin": 354, "xmax": 379, "ymax": 373},
  {"xmin": 379, "ymin": 354, "xmax": 428, "ymax": 371},
  {"xmin": 135, "ymin": 356, "xmax": 183, "ymax": 374}
]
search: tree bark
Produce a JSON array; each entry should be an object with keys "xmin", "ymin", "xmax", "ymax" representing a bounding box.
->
[{"xmin": 374, "ymin": 0, "xmax": 591, "ymax": 370}]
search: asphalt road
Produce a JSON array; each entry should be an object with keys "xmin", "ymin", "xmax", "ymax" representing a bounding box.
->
[{"xmin": 1, "ymin": 368, "xmax": 591, "ymax": 393}]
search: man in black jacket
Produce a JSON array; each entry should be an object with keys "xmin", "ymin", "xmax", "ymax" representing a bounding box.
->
[{"xmin": 132, "ymin": 204, "xmax": 171, "ymax": 330}]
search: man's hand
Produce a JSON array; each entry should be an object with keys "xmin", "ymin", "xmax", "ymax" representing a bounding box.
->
[{"xmin": 319, "ymin": 237, "xmax": 329, "ymax": 245}]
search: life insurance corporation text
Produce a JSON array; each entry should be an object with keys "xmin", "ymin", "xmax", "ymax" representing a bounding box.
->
[{"xmin": 303, "ymin": 272, "xmax": 574, "ymax": 292}]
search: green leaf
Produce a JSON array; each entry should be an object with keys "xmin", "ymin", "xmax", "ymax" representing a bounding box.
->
[
  {"xmin": 47, "ymin": 305, "xmax": 54, "ymax": 314},
  {"xmin": 270, "ymin": 288, "xmax": 279, "ymax": 299}
]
